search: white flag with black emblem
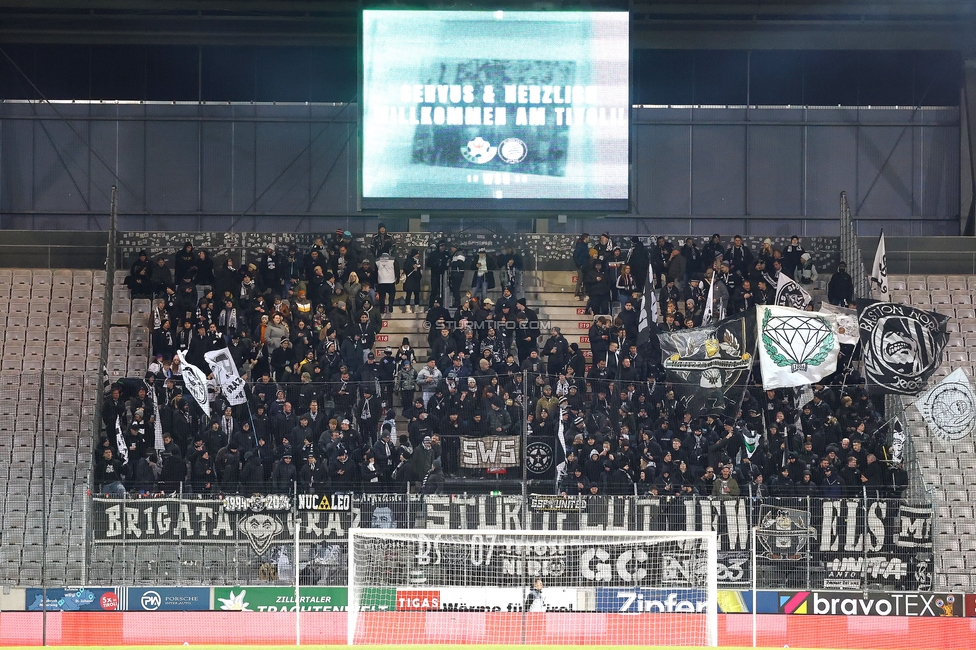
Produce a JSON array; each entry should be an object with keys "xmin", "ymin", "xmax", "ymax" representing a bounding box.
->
[
  {"xmin": 115, "ymin": 415, "xmax": 129, "ymax": 466},
  {"xmin": 914, "ymin": 368, "xmax": 976, "ymax": 442},
  {"xmin": 176, "ymin": 350, "xmax": 211, "ymax": 418},
  {"xmin": 774, "ymin": 272, "xmax": 812, "ymax": 309},
  {"xmin": 757, "ymin": 305, "xmax": 840, "ymax": 389},
  {"xmin": 701, "ymin": 275, "xmax": 716, "ymax": 326},
  {"xmin": 888, "ymin": 418, "xmax": 906, "ymax": 464},
  {"xmin": 870, "ymin": 229, "xmax": 889, "ymax": 300},
  {"xmin": 204, "ymin": 348, "xmax": 248, "ymax": 406}
]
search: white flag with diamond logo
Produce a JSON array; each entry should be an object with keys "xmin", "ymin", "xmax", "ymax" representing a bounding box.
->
[{"xmin": 758, "ymin": 305, "xmax": 841, "ymax": 389}]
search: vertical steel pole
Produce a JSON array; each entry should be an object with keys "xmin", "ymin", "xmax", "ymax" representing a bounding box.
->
[
  {"xmin": 751, "ymin": 526, "xmax": 757, "ymax": 648},
  {"xmin": 295, "ymin": 519, "xmax": 301, "ymax": 646},
  {"xmin": 41, "ymin": 376, "xmax": 47, "ymax": 646}
]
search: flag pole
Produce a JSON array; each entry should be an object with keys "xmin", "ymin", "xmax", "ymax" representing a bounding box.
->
[
  {"xmin": 836, "ymin": 339, "xmax": 862, "ymax": 398},
  {"xmin": 732, "ymin": 324, "xmax": 760, "ymax": 421}
]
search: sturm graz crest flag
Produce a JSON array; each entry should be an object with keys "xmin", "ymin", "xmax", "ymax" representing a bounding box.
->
[
  {"xmin": 660, "ymin": 309, "xmax": 757, "ymax": 416},
  {"xmin": 857, "ymin": 300, "xmax": 949, "ymax": 395}
]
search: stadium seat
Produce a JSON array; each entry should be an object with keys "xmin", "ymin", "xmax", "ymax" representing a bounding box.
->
[
  {"xmin": 946, "ymin": 349, "xmax": 969, "ymax": 366},
  {"xmin": 10, "ymin": 284, "xmax": 31, "ymax": 300},
  {"xmin": 906, "ymin": 276, "xmax": 927, "ymax": 291}
]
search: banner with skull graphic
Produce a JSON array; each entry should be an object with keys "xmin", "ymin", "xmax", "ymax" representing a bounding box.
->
[
  {"xmin": 857, "ymin": 300, "xmax": 949, "ymax": 395},
  {"xmin": 659, "ymin": 309, "xmax": 757, "ymax": 416}
]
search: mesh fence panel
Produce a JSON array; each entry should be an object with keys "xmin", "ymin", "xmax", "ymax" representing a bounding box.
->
[{"xmin": 0, "ymin": 372, "xmax": 99, "ymax": 588}]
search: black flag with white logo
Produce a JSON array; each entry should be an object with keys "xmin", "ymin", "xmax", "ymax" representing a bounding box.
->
[
  {"xmin": 525, "ymin": 435, "xmax": 559, "ymax": 481},
  {"xmin": 659, "ymin": 309, "xmax": 757, "ymax": 416},
  {"xmin": 857, "ymin": 300, "xmax": 949, "ymax": 395}
]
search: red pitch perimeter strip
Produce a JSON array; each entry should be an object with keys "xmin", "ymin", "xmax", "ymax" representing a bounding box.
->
[{"xmin": 0, "ymin": 612, "xmax": 973, "ymax": 648}]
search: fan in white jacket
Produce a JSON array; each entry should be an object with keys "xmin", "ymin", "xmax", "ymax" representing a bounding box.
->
[{"xmin": 375, "ymin": 252, "xmax": 400, "ymax": 315}]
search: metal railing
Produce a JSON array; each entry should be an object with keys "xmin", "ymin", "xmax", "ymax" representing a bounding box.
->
[{"xmin": 839, "ymin": 191, "xmax": 871, "ymax": 299}]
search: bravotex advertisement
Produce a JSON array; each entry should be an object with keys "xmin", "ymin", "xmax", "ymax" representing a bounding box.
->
[{"xmin": 360, "ymin": 10, "xmax": 630, "ymax": 210}]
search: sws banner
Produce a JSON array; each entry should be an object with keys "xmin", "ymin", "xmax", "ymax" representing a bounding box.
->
[{"xmin": 459, "ymin": 435, "xmax": 521, "ymax": 469}]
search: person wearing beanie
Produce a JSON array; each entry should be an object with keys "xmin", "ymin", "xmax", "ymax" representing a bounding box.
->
[{"xmin": 371, "ymin": 222, "xmax": 394, "ymax": 258}]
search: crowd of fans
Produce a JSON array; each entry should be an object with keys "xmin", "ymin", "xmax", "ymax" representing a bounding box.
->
[
  {"xmin": 574, "ymin": 232, "xmax": 854, "ymax": 320},
  {"xmin": 99, "ymin": 230, "xmax": 901, "ymax": 503}
]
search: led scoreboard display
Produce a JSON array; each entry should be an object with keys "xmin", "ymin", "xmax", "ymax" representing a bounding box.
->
[{"xmin": 361, "ymin": 10, "xmax": 629, "ymax": 210}]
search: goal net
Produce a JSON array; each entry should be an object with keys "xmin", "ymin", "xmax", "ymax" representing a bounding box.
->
[{"xmin": 348, "ymin": 529, "xmax": 717, "ymax": 646}]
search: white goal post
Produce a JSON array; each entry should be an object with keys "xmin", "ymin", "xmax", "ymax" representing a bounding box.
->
[{"xmin": 348, "ymin": 528, "xmax": 718, "ymax": 646}]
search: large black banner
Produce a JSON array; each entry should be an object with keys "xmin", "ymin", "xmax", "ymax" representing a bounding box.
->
[
  {"xmin": 857, "ymin": 300, "xmax": 949, "ymax": 395},
  {"xmin": 90, "ymin": 495, "xmax": 931, "ymax": 589},
  {"xmin": 659, "ymin": 310, "xmax": 757, "ymax": 416}
]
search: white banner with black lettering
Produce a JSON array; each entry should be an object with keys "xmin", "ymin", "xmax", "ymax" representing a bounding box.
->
[
  {"xmin": 204, "ymin": 347, "xmax": 248, "ymax": 406},
  {"xmin": 459, "ymin": 435, "xmax": 521, "ymax": 469},
  {"xmin": 871, "ymin": 229, "xmax": 888, "ymax": 299}
]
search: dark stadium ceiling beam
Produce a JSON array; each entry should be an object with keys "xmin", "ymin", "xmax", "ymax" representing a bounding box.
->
[
  {"xmin": 0, "ymin": 0, "xmax": 973, "ymax": 51},
  {"xmin": 0, "ymin": 0, "xmax": 361, "ymax": 46}
]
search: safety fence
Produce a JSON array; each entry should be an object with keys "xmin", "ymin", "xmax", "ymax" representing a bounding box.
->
[{"xmin": 81, "ymin": 493, "xmax": 932, "ymax": 593}]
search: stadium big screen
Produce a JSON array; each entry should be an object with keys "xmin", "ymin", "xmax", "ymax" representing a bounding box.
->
[{"xmin": 360, "ymin": 10, "xmax": 630, "ymax": 211}]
